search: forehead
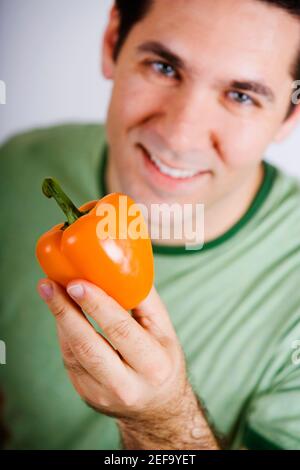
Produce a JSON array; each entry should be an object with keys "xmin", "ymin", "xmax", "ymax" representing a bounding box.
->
[{"xmin": 129, "ymin": 0, "xmax": 300, "ymax": 82}]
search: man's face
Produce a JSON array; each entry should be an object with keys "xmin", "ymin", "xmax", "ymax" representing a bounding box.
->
[{"xmin": 103, "ymin": 0, "xmax": 300, "ymax": 210}]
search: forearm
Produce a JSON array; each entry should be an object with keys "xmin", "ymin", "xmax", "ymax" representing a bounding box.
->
[{"xmin": 117, "ymin": 383, "xmax": 222, "ymax": 450}]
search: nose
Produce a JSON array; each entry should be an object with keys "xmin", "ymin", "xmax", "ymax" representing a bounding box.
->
[{"xmin": 158, "ymin": 87, "xmax": 218, "ymax": 157}]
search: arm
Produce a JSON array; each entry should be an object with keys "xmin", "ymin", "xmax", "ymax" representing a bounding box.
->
[{"xmin": 117, "ymin": 383, "xmax": 222, "ymax": 450}]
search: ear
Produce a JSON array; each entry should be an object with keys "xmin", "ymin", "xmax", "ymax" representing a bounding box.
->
[
  {"xmin": 101, "ymin": 6, "xmax": 121, "ymax": 80},
  {"xmin": 274, "ymin": 103, "xmax": 300, "ymax": 143}
]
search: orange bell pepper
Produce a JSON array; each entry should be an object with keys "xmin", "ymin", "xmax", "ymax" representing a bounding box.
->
[{"xmin": 36, "ymin": 178, "xmax": 154, "ymax": 310}]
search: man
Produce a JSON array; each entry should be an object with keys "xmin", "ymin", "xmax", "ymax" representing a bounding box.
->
[{"xmin": 1, "ymin": 0, "xmax": 300, "ymax": 450}]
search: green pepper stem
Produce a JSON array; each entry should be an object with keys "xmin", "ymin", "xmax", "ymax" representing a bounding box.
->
[{"xmin": 42, "ymin": 178, "xmax": 83, "ymax": 227}]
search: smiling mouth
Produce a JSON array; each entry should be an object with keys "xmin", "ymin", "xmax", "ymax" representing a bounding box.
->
[{"xmin": 138, "ymin": 144, "xmax": 209, "ymax": 180}]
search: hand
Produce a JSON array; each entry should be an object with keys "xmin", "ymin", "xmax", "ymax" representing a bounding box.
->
[{"xmin": 37, "ymin": 278, "xmax": 188, "ymax": 421}]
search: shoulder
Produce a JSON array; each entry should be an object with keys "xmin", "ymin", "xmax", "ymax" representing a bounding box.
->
[
  {"xmin": 267, "ymin": 162, "xmax": 300, "ymax": 215},
  {"xmin": 256, "ymin": 161, "xmax": 300, "ymax": 244},
  {"xmin": 0, "ymin": 122, "xmax": 107, "ymax": 222},
  {"xmin": 0, "ymin": 122, "xmax": 106, "ymax": 169}
]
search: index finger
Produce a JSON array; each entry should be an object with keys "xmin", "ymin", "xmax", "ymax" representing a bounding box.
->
[
  {"xmin": 37, "ymin": 279, "xmax": 129, "ymax": 385},
  {"xmin": 66, "ymin": 280, "xmax": 170, "ymax": 376}
]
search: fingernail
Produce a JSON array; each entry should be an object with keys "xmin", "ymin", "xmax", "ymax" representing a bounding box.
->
[
  {"xmin": 67, "ymin": 283, "xmax": 85, "ymax": 300},
  {"xmin": 39, "ymin": 282, "xmax": 53, "ymax": 301}
]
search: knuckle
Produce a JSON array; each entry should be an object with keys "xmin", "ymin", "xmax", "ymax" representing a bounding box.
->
[
  {"xmin": 149, "ymin": 370, "xmax": 168, "ymax": 387},
  {"xmin": 73, "ymin": 340, "xmax": 96, "ymax": 359},
  {"xmin": 115, "ymin": 386, "xmax": 139, "ymax": 409},
  {"xmin": 52, "ymin": 302, "xmax": 68, "ymax": 320},
  {"xmin": 106, "ymin": 319, "xmax": 131, "ymax": 342},
  {"xmin": 72, "ymin": 340, "xmax": 105, "ymax": 371},
  {"xmin": 85, "ymin": 299, "xmax": 99, "ymax": 318},
  {"xmin": 158, "ymin": 333, "xmax": 173, "ymax": 349},
  {"xmin": 85, "ymin": 397, "xmax": 107, "ymax": 411},
  {"xmin": 88, "ymin": 353, "xmax": 106, "ymax": 373},
  {"xmin": 61, "ymin": 342, "xmax": 74, "ymax": 361},
  {"xmin": 63, "ymin": 358, "xmax": 86, "ymax": 376},
  {"xmin": 146, "ymin": 358, "xmax": 171, "ymax": 386}
]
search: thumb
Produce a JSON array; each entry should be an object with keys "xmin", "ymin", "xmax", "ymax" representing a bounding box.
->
[{"xmin": 132, "ymin": 286, "xmax": 177, "ymax": 343}]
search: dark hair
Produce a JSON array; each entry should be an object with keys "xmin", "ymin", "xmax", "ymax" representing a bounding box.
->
[
  {"xmin": 114, "ymin": 0, "xmax": 300, "ymax": 115},
  {"xmin": 258, "ymin": 2, "xmax": 300, "ymax": 116},
  {"xmin": 113, "ymin": 0, "xmax": 154, "ymax": 61},
  {"xmin": 260, "ymin": 0, "xmax": 300, "ymax": 16}
]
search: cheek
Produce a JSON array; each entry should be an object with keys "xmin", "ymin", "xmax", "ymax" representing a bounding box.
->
[
  {"xmin": 218, "ymin": 118, "xmax": 277, "ymax": 169},
  {"xmin": 108, "ymin": 71, "xmax": 168, "ymax": 130}
]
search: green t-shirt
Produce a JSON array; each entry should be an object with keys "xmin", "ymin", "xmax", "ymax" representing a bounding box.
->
[{"xmin": 0, "ymin": 123, "xmax": 300, "ymax": 450}]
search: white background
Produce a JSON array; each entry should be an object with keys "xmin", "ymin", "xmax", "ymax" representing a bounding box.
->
[{"xmin": 1, "ymin": 0, "xmax": 300, "ymax": 179}]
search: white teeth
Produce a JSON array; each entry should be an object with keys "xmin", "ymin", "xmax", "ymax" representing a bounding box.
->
[{"xmin": 148, "ymin": 153, "xmax": 199, "ymax": 179}]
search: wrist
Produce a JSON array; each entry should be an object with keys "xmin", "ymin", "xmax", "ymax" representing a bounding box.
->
[{"xmin": 117, "ymin": 381, "xmax": 220, "ymax": 450}]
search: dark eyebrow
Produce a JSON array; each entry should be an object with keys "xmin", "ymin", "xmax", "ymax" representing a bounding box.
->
[
  {"xmin": 136, "ymin": 42, "xmax": 275, "ymax": 103},
  {"xmin": 136, "ymin": 41, "xmax": 186, "ymax": 71},
  {"xmin": 229, "ymin": 80, "xmax": 275, "ymax": 103}
]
